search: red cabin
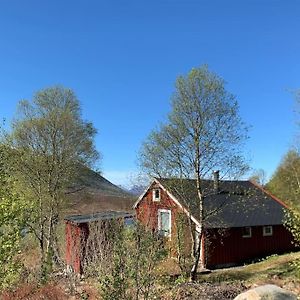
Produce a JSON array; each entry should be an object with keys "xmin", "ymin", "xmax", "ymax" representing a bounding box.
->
[{"xmin": 134, "ymin": 176, "xmax": 296, "ymax": 269}]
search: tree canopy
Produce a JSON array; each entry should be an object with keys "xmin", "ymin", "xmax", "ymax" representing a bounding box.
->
[
  {"xmin": 249, "ymin": 168, "xmax": 267, "ymax": 186},
  {"xmin": 267, "ymin": 93, "xmax": 300, "ymax": 274},
  {"xmin": 3, "ymin": 86, "xmax": 100, "ymax": 274},
  {"xmin": 139, "ymin": 65, "xmax": 248, "ymax": 280},
  {"xmin": 267, "ymin": 149, "xmax": 300, "ymax": 209},
  {"xmin": 140, "ymin": 66, "xmax": 248, "ymax": 180}
]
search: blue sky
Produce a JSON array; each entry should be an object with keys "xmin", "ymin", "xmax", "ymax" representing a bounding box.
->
[{"xmin": 0, "ymin": 1, "xmax": 299, "ymax": 187}]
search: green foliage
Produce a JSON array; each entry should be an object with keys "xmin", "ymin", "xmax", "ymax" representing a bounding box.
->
[
  {"xmin": 5, "ymin": 86, "xmax": 100, "ymax": 275},
  {"xmin": 174, "ymin": 275, "xmax": 188, "ymax": 285},
  {"xmin": 129, "ymin": 223, "xmax": 167, "ymax": 299},
  {"xmin": 139, "ymin": 65, "xmax": 248, "ymax": 179},
  {"xmin": 100, "ymin": 222, "xmax": 128, "ymax": 300},
  {"xmin": 139, "ymin": 65, "xmax": 248, "ymax": 280},
  {"xmin": 40, "ymin": 248, "xmax": 54, "ymax": 284},
  {"xmin": 175, "ymin": 213, "xmax": 193, "ymax": 279},
  {"xmin": 285, "ymin": 208, "xmax": 300, "ymax": 247},
  {"xmin": 284, "ymin": 206, "xmax": 300, "ymax": 278},
  {"xmin": 267, "ymin": 149, "xmax": 300, "ymax": 277},
  {"xmin": 266, "ymin": 93, "xmax": 300, "ymax": 279},
  {"xmin": 99, "ymin": 222, "xmax": 167, "ymax": 300},
  {"xmin": 290, "ymin": 259, "xmax": 300, "ymax": 278},
  {"xmin": 267, "ymin": 149, "xmax": 300, "ymax": 208},
  {"xmin": 0, "ymin": 146, "xmax": 30, "ymax": 289}
]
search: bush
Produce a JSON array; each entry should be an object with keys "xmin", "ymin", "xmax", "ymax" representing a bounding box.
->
[
  {"xmin": 284, "ymin": 208, "xmax": 300, "ymax": 277},
  {"xmin": 82, "ymin": 219, "xmax": 167, "ymax": 299}
]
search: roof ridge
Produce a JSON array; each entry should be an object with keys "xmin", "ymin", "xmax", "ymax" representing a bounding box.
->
[{"xmin": 155, "ymin": 177, "xmax": 251, "ymax": 183}]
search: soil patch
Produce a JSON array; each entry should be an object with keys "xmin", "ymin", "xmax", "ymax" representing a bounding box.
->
[{"xmin": 169, "ymin": 282, "xmax": 247, "ymax": 300}]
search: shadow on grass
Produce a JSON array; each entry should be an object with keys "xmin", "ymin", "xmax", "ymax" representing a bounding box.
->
[
  {"xmin": 197, "ymin": 270, "xmax": 254, "ymax": 284},
  {"xmin": 198, "ymin": 260, "xmax": 299, "ymax": 284}
]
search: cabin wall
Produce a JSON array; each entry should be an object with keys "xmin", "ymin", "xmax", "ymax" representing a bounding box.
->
[
  {"xmin": 205, "ymin": 225, "xmax": 296, "ymax": 268},
  {"xmin": 65, "ymin": 216, "xmax": 133, "ymax": 274},
  {"xmin": 136, "ymin": 183, "xmax": 193, "ymax": 254},
  {"xmin": 65, "ymin": 221, "xmax": 89, "ymax": 273}
]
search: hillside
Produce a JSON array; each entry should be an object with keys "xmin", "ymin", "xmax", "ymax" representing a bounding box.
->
[
  {"xmin": 3, "ymin": 251, "xmax": 299, "ymax": 299},
  {"xmin": 64, "ymin": 166, "xmax": 136, "ymax": 215}
]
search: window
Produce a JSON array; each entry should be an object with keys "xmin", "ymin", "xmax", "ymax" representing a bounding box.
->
[
  {"xmin": 242, "ymin": 227, "xmax": 252, "ymax": 238},
  {"xmin": 263, "ymin": 226, "xmax": 273, "ymax": 236},
  {"xmin": 158, "ymin": 209, "xmax": 171, "ymax": 237},
  {"xmin": 152, "ymin": 189, "xmax": 160, "ymax": 201}
]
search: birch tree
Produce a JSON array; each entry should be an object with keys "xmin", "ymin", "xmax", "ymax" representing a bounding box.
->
[
  {"xmin": 139, "ymin": 66, "xmax": 248, "ymax": 280},
  {"xmin": 249, "ymin": 168, "xmax": 267, "ymax": 186},
  {"xmin": 5, "ymin": 86, "xmax": 99, "ymax": 276}
]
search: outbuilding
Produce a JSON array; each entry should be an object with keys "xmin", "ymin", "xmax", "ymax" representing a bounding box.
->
[{"xmin": 65, "ymin": 211, "xmax": 134, "ymax": 273}]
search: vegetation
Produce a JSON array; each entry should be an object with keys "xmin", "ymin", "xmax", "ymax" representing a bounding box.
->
[
  {"xmin": 0, "ymin": 145, "xmax": 30, "ymax": 289},
  {"xmin": 82, "ymin": 220, "xmax": 167, "ymax": 299},
  {"xmin": 266, "ymin": 92, "xmax": 300, "ymax": 279},
  {"xmin": 200, "ymin": 252, "xmax": 299, "ymax": 282},
  {"xmin": 1, "ymin": 251, "xmax": 299, "ymax": 299},
  {"xmin": 175, "ymin": 212, "xmax": 194, "ymax": 279},
  {"xmin": 139, "ymin": 65, "xmax": 248, "ymax": 280},
  {"xmin": 0, "ymin": 82, "xmax": 299, "ymax": 298},
  {"xmin": 249, "ymin": 168, "xmax": 267, "ymax": 186},
  {"xmin": 268, "ymin": 150, "xmax": 300, "ymax": 278},
  {"xmin": 1, "ymin": 86, "xmax": 99, "ymax": 280},
  {"xmin": 267, "ymin": 150, "xmax": 300, "ymax": 209}
]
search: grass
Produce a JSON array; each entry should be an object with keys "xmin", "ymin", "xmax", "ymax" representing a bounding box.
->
[
  {"xmin": 2, "ymin": 251, "xmax": 300, "ymax": 299},
  {"xmin": 197, "ymin": 251, "xmax": 300, "ymax": 295}
]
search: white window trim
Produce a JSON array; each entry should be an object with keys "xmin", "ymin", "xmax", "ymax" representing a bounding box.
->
[
  {"xmin": 152, "ymin": 189, "xmax": 161, "ymax": 202},
  {"xmin": 157, "ymin": 209, "xmax": 171, "ymax": 238},
  {"xmin": 242, "ymin": 226, "xmax": 252, "ymax": 238},
  {"xmin": 263, "ymin": 225, "xmax": 273, "ymax": 236}
]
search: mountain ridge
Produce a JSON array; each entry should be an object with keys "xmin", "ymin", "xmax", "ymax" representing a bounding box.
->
[{"xmin": 65, "ymin": 166, "xmax": 135, "ymax": 215}]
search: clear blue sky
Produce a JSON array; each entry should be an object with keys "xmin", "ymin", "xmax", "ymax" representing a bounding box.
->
[{"xmin": 0, "ymin": 1, "xmax": 299, "ymax": 187}]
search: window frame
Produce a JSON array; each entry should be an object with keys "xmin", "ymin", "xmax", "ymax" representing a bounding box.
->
[
  {"xmin": 263, "ymin": 225, "xmax": 273, "ymax": 236},
  {"xmin": 152, "ymin": 189, "xmax": 161, "ymax": 202},
  {"xmin": 157, "ymin": 209, "xmax": 171, "ymax": 238},
  {"xmin": 242, "ymin": 226, "xmax": 252, "ymax": 238}
]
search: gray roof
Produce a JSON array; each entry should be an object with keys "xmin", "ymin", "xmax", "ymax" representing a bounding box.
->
[
  {"xmin": 64, "ymin": 210, "xmax": 134, "ymax": 224},
  {"xmin": 157, "ymin": 178, "xmax": 287, "ymax": 228}
]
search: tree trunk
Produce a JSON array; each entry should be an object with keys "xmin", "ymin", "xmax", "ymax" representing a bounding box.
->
[
  {"xmin": 190, "ymin": 229, "xmax": 202, "ymax": 281},
  {"xmin": 190, "ymin": 146, "xmax": 204, "ymax": 281}
]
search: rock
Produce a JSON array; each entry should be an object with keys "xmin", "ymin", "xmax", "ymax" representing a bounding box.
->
[{"xmin": 234, "ymin": 284, "xmax": 297, "ymax": 300}]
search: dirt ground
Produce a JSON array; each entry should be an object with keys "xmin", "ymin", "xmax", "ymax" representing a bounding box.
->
[{"xmin": 166, "ymin": 282, "xmax": 247, "ymax": 300}]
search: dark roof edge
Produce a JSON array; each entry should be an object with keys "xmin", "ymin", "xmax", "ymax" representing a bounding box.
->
[
  {"xmin": 249, "ymin": 180, "xmax": 289, "ymax": 209},
  {"xmin": 64, "ymin": 210, "xmax": 134, "ymax": 224}
]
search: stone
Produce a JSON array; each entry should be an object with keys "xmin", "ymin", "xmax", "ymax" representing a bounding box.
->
[{"xmin": 234, "ymin": 284, "xmax": 298, "ymax": 300}]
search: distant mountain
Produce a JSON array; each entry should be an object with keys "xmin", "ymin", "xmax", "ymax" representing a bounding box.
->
[
  {"xmin": 69, "ymin": 166, "xmax": 132, "ymax": 197},
  {"xmin": 64, "ymin": 166, "xmax": 136, "ymax": 215},
  {"xmin": 127, "ymin": 184, "xmax": 147, "ymax": 196}
]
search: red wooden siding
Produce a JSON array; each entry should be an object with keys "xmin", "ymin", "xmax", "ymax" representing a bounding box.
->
[
  {"xmin": 65, "ymin": 221, "xmax": 89, "ymax": 273},
  {"xmin": 136, "ymin": 182, "xmax": 297, "ymax": 268},
  {"xmin": 136, "ymin": 183, "xmax": 182, "ymax": 237},
  {"xmin": 136, "ymin": 183, "xmax": 194, "ymax": 256},
  {"xmin": 65, "ymin": 213, "xmax": 134, "ymax": 274},
  {"xmin": 205, "ymin": 225, "xmax": 295, "ymax": 268}
]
